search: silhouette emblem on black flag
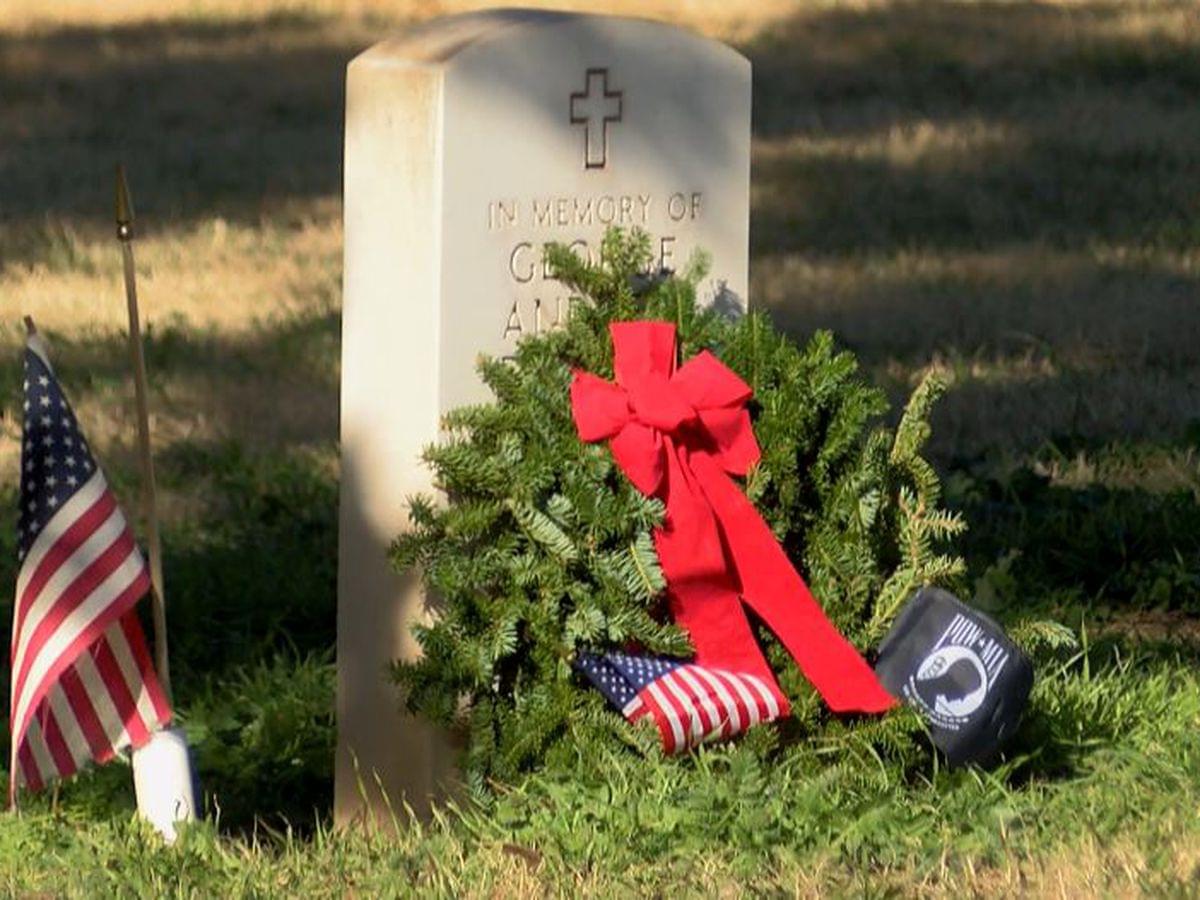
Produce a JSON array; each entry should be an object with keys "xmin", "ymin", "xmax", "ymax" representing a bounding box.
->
[
  {"xmin": 915, "ymin": 652, "xmax": 985, "ymax": 719},
  {"xmin": 875, "ymin": 587, "xmax": 1033, "ymax": 766}
]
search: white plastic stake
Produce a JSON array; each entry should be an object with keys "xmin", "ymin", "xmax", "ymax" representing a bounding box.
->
[{"xmin": 132, "ymin": 728, "xmax": 196, "ymax": 844}]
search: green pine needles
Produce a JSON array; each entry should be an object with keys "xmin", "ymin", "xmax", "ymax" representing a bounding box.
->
[{"xmin": 391, "ymin": 230, "xmax": 965, "ymax": 788}]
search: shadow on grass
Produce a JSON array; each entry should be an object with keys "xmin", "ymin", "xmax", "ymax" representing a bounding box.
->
[
  {"xmin": 746, "ymin": 0, "xmax": 1200, "ymax": 257},
  {"xmin": 0, "ymin": 12, "xmax": 362, "ymax": 241},
  {"xmin": 955, "ymin": 438, "xmax": 1200, "ymax": 617},
  {"xmin": 0, "ymin": 307, "xmax": 340, "ymax": 463}
]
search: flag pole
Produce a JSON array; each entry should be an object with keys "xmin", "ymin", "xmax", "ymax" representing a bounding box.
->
[
  {"xmin": 115, "ymin": 164, "xmax": 172, "ymax": 703},
  {"xmin": 10, "ymin": 319, "xmax": 34, "ymax": 813}
]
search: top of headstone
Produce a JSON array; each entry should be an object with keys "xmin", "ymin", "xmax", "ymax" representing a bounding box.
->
[{"xmin": 352, "ymin": 8, "xmax": 742, "ymax": 68}]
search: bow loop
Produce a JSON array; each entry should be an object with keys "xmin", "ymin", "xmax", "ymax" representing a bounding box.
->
[
  {"xmin": 611, "ymin": 321, "xmax": 677, "ymax": 385},
  {"xmin": 673, "ymin": 351, "xmax": 753, "ymax": 411},
  {"xmin": 673, "ymin": 351, "xmax": 761, "ymax": 474},
  {"xmin": 570, "ymin": 372, "xmax": 631, "ymax": 442},
  {"xmin": 609, "ymin": 422, "xmax": 665, "ymax": 496}
]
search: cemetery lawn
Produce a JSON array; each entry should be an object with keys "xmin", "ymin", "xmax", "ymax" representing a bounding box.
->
[{"xmin": 2, "ymin": 0, "xmax": 1200, "ymax": 895}]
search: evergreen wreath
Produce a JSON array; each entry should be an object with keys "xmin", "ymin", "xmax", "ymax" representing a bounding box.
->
[{"xmin": 391, "ymin": 230, "xmax": 965, "ymax": 788}]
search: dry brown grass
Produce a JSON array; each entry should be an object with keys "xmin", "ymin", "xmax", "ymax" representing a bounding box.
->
[
  {"xmin": 0, "ymin": 0, "xmax": 796, "ymax": 39},
  {"xmin": 429, "ymin": 830, "xmax": 1200, "ymax": 897}
]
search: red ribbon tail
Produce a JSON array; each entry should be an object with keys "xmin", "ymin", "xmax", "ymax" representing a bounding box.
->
[
  {"xmin": 662, "ymin": 577, "xmax": 792, "ymax": 717},
  {"xmin": 692, "ymin": 454, "xmax": 897, "ymax": 714},
  {"xmin": 653, "ymin": 447, "xmax": 792, "ymax": 717}
]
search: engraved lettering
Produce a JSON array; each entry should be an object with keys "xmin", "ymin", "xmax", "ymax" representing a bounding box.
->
[
  {"xmin": 503, "ymin": 301, "xmax": 524, "ymax": 338},
  {"xmin": 509, "ymin": 242, "xmax": 535, "ymax": 283},
  {"xmin": 597, "ymin": 195, "xmax": 616, "ymax": 224},
  {"xmin": 552, "ymin": 295, "xmax": 570, "ymax": 328},
  {"xmin": 659, "ymin": 235, "xmax": 676, "ymax": 270},
  {"xmin": 638, "ymin": 194, "xmax": 652, "ymax": 223},
  {"xmin": 491, "ymin": 189, "xmax": 706, "ymax": 339},
  {"xmin": 567, "ymin": 239, "xmax": 591, "ymax": 266},
  {"xmin": 489, "ymin": 200, "xmax": 518, "ymax": 230}
]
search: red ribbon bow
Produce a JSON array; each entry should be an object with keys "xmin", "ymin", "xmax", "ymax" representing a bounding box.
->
[{"xmin": 571, "ymin": 321, "xmax": 896, "ymax": 715}]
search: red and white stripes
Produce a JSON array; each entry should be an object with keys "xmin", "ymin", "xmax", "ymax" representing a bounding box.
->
[
  {"xmin": 624, "ymin": 664, "xmax": 782, "ymax": 754},
  {"xmin": 10, "ymin": 471, "xmax": 170, "ymax": 798}
]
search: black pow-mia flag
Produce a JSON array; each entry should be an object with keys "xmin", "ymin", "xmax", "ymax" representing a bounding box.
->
[{"xmin": 874, "ymin": 587, "xmax": 1034, "ymax": 766}]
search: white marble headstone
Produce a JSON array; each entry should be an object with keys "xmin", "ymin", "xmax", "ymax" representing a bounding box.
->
[{"xmin": 338, "ymin": 9, "xmax": 751, "ymax": 825}]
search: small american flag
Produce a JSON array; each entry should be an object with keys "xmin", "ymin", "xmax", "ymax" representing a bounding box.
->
[
  {"xmin": 575, "ymin": 650, "xmax": 784, "ymax": 754},
  {"xmin": 10, "ymin": 333, "xmax": 171, "ymax": 799}
]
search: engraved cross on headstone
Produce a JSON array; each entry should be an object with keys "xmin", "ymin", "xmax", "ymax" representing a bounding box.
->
[{"xmin": 570, "ymin": 68, "xmax": 623, "ymax": 169}]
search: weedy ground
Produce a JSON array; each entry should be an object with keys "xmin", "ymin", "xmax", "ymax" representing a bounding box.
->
[{"xmin": 1, "ymin": 0, "xmax": 1200, "ymax": 895}]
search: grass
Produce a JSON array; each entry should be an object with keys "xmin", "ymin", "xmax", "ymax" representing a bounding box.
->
[
  {"xmin": 5, "ymin": 640, "xmax": 1200, "ymax": 895},
  {"xmin": 2, "ymin": 0, "xmax": 1200, "ymax": 894}
]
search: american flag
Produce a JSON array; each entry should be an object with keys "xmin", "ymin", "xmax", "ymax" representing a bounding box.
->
[
  {"xmin": 575, "ymin": 650, "xmax": 785, "ymax": 754},
  {"xmin": 9, "ymin": 333, "xmax": 171, "ymax": 799}
]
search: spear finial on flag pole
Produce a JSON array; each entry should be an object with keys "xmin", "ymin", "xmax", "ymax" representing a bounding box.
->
[{"xmin": 115, "ymin": 164, "xmax": 172, "ymax": 703}]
